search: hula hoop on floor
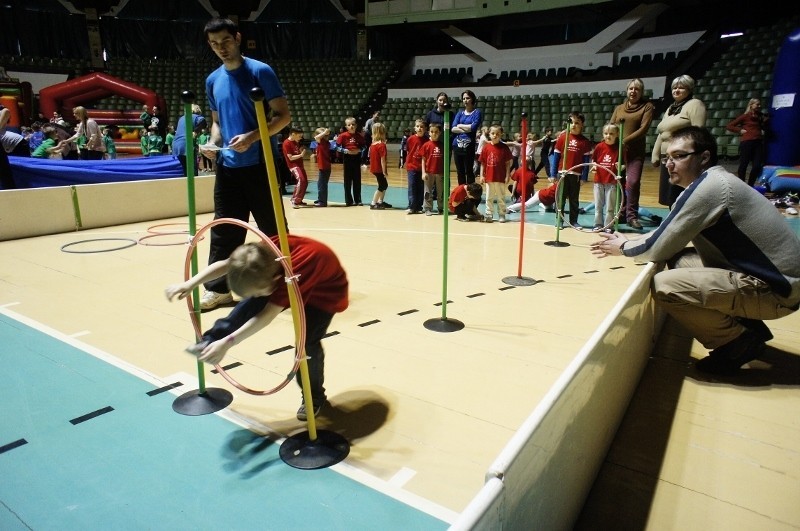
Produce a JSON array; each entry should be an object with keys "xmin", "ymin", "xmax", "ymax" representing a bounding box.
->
[
  {"xmin": 147, "ymin": 223, "xmax": 191, "ymax": 234},
  {"xmin": 184, "ymin": 218, "xmax": 305, "ymax": 396},
  {"xmin": 553, "ymin": 162, "xmax": 623, "ymax": 233},
  {"xmin": 61, "ymin": 238, "xmax": 138, "ymax": 254}
]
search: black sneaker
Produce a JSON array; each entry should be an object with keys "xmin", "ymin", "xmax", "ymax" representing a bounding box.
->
[
  {"xmin": 296, "ymin": 400, "xmax": 325, "ymax": 421},
  {"xmin": 381, "ymin": 202, "xmax": 392, "ymax": 209},
  {"xmin": 695, "ymin": 330, "xmax": 766, "ymax": 375}
]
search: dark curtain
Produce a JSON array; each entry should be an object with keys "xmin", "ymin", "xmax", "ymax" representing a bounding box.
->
[
  {"xmin": 2, "ymin": 7, "xmax": 89, "ymax": 59},
  {"xmin": 99, "ymin": 19, "xmax": 214, "ymax": 60},
  {"xmin": 239, "ymin": 21, "xmax": 356, "ymax": 60}
]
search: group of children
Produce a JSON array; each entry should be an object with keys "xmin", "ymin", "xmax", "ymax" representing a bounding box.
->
[{"xmin": 281, "ymin": 110, "xmax": 624, "ymax": 232}]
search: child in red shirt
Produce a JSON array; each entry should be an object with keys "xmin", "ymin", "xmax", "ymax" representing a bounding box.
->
[
  {"xmin": 421, "ymin": 123, "xmax": 445, "ymax": 215},
  {"xmin": 282, "ymin": 125, "xmax": 308, "ymax": 208},
  {"xmin": 368, "ymin": 123, "xmax": 392, "ymax": 209},
  {"xmin": 449, "ymin": 182, "xmax": 483, "ymax": 221},
  {"xmin": 478, "ymin": 124, "xmax": 513, "ymax": 223},
  {"xmin": 313, "ymin": 127, "xmax": 331, "ymax": 207},
  {"xmin": 405, "ymin": 119, "xmax": 427, "ymax": 214},
  {"xmin": 590, "ymin": 123, "xmax": 621, "ymax": 231},
  {"xmin": 551, "ymin": 111, "xmax": 593, "ymax": 228}
]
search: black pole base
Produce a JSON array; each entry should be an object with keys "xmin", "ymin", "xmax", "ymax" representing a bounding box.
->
[
  {"xmin": 423, "ymin": 317, "xmax": 465, "ymax": 332},
  {"xmin": 502, "ymin": 275, "xmax": 538, "ymax": 286},
  {"xmin": 544, "ymin": 240, "xmax": 571, "ymax": 247},
  {"xmin": 279, "ymin": 429, "xmax": 350, "ymax": 470},
  {"xmin": 172, "ymin": 387, "xmax": 233, "ymax": 416}
]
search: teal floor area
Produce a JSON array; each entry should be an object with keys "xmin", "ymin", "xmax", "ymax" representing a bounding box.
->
[{"xmin": 0, "ymin": 313, "xmax": 448, "ymax": 531}]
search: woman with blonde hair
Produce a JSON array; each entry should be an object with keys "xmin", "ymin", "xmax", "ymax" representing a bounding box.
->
[
  {"xmin": 652, "ymin": 74, "xmax": 706, "ymax": 206},
  {"xmin": 65, "ymin": 106, "xmax": 104, "ymax": 160},
  {"xmin": 726, "ymin": 98, "xmax": 768, "ymax": 185},
  {"xmin": 610, "ymin": 78, "xmax": 655, "ymax": 229}
]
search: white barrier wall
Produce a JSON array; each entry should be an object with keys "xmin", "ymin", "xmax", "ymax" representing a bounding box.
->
[
  {"xmin": 0, "ymin": 176, "xmax": 215, "ymax": 241},
  {"xmin": 451, "ymin": 263, "xmax": 662, "ymax": 530}
]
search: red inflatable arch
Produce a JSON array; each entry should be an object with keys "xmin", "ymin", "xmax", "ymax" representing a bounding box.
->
[{"xmin": 38, "ymin": 72, "xmax": 166, "ymax": 122}]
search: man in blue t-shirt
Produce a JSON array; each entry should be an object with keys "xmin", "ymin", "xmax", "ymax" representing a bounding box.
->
[{"xmin": 198, "ymin": 17, "xmax": 292, "ymax": 310}]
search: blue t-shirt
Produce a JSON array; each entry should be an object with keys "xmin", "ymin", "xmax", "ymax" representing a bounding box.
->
[
  {"xmin": 451, "ymin": 108, "xmax": 483, "ymax": 150},
  {"xmin": 172, "ymin": 113, "xmax": 207, "ymax": 156},
  {"xmin": 206, "ymin": 57, "xmax": 285, "ymax": 168}
]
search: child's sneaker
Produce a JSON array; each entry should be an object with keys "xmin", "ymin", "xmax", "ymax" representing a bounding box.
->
[
  {"xmin": 592, "ymin": 225, "xmax": 603, "ymax": 232},
  {"xmin": 499, "ymin": 215, "xmax": 507, "ymax": 223},
  {"xmin": 425, "ymin": 209, "xmax": 433, "ymax": 216},
  {"xmin": 200, "ymin": 290, "xmax": 233, "ymax": 310},
  {"xmin": 484, "ymin": 216, "xmax": 493, "ymax": 223}
]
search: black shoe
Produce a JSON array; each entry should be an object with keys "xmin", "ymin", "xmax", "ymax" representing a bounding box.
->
[
  {"xmin": 736, "ymin": 318, "xmax": 773, "ymax": 342},
  {"xmin": 381, "ymin": 202, "xmax": 392, "ymax": 209},
  {"xmin": 695, "ymin": 330, "xmax": 766, "ymax": 375},
  {"xmin": 628, "ymin": 219, "xmax": 643, "ymax": 229}
]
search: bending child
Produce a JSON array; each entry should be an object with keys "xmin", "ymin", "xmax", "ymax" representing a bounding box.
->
[{"xmin": 165, "ymin": 235, "xmax": 349, "ymax": 421}]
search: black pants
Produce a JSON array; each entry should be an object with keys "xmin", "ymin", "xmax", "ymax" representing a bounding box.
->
[
  {"xmin": 558, "ymin": 172, "xmax": 581, "ymax": 224},
  {"xmin": 738, "ymin": 139, "xmax": 765, "ymax": 186},
  {"xmin": 342, "ymin": 153, "xmax": 362, "ymax": 205},
  {"xmin": 204, "ymin": 163, "xmax": 287, "ymax": 294},
  {"xmin": 202, "ymin": 298, "xmax": 332, "ymax": 404},
  {"xmin": 453, "ymin": 145, "xmax": 476, "ymax": 185}
]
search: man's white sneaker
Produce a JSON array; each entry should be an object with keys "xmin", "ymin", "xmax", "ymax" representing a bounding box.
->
[{"xmin": 199, "ymin": 290, "xmax": 233, "ymax": 310}]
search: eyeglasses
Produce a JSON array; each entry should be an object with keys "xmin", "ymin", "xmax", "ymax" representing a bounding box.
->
[{"xmin": 661, "ymin": 151, "xmax": 698, "ymax": 165}]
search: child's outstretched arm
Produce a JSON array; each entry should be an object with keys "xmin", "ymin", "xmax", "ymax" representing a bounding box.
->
[
  {"xmin": 165, "ymin": 260, "xmax": 230, "ymax": 302},
  {"xmin": 195, "ymin": 302, "xmax": 284, "ymax": 365}
]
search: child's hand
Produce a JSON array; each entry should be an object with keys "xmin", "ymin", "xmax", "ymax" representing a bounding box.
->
[
  {"xmin": 422, "ymin": 174, "xmax": 428, "ymax": 181},
  {"xmin": 165, "ymin": 282, "xmax": 192, "ymax": 302},
  {"xmin": 196, "ymin": 338, "xmax": 233, "ymax": 365}
]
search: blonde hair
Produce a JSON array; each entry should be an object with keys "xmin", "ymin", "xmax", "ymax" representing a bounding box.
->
[
  {"xmin": 602, "ymin": 122, "xmax": 619, "ymax": 135},
  {"xmin": 671, "ymin": 74, "xmax": 696, "ymax": 92},
  {"xmin": 314, "ymin": 126, "xmax": 328, "ymax": 137},
  {"xmin": 371, "ymin": 122, "xmax": 386, "ymax": 142},
  {"xmin": 191, "ymin": 104, "xmax": 202, "ymax": 114},
  {"xmin": 226, "ymin": 243, "xmax": 282, "ymax": 298},
  {"xmin": 746, "ymin": 98, "xmax": 760, "ymax": 112}
]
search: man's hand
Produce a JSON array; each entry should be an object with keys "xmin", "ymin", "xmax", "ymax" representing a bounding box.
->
[
  {"xmin": 228, "ymin": 130, "xmax": 258, "ymax": 152},
  {"xmin": 590, "ymin": 231, "xmax": 628, "ymax": 258}
]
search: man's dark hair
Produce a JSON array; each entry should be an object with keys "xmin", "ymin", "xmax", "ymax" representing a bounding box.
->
[
  {"xmin": 671, "ymin": 126, "xmax": 718, "ymax": 166},
  {"xmin": 204, "ymin": 18, "xmax": 238, "ymax": 38}
]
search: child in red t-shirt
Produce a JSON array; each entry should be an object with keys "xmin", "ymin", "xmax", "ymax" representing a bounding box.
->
[
  {"xmin": 282, "ymin": 125, "xmax": 308, "ymax": 208},
  {"xmin": 368, "ymin": 123, "xmax": 392, "ymax": 210},
  {"xmin": 478, "ymin": 124, "xmax": 513, "ymax": 223},
  {"xmin": 165, "ymin": 234, "xmax": 348, "ymax": 422},
  {"xmin": 551, "ymin": 112, "xmax": 593, "ymax": 228},
  {"xmin": 421, "ymin": 123, "xmax": 445, "ymax": 215},
  {"xmin": 336, "ymin": 117, "xmax": 365, "ymax": 206},
  {"xmin": 448, "ymin": 182, "xmax": 483, "ymax": 221},
  {"xmin": 405, "ymin": 119, "xmax": 427, "ymax": 214},
  {"xmin": 313, "ymin": 127, "xmax": 331, "ymax": 207},
  {"xmin": 590, "ymin": 123, "xmax": 621, "ymax": 231},
  {"xmin": 508, "ymin": 165, "xmax": 537, "ymax": 205}
]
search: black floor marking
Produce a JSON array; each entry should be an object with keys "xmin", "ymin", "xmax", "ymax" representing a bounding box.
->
[
  {"xmin": 266, "ymin": 345, "xmax": 294, "ymax": 356},
  {"xmin": 610, "ymin": 266, "xmax": 625, "ymax": 270},
  {"xmin": 584, "ymin": 270, "xmax": 599, "ymax": 274},
  {"xmin": 212, "ymin": 361, "xmax": 242, "ymax": 374},
  {"xmin": 398, "ymin": 309, "xmax": 418, "ymax": 316},
  {"xmin": 556, "ymin": 274, "xmax": 573, "ymax": 279},
  {"xmin": 467, "ymin": 293, "xmax": 485, "ymax": 298},
  {"xmin": 0, "ymin": 438, "xmax": 27, "ymax": 455},
  {"xmin": 324, "ymin": 330, "xmax": 340, "ymax": 338},
  {"xmin": 498, "ymin": 285, "xmax": 516, "ymax": 291},
  {"xmin": 70, "ymin": 406, "xmax": 114, "ymax": 425},
  {"xmin": 147, "ymin": 382, "xmax": 183, "ymax": 396},
  {"xmin": 433, "ymin": 300, "xmax": 454, "ymax": 307},
  {"xmin": 358, "ymin": 319, "xmax": 381, "ymax": 327}
]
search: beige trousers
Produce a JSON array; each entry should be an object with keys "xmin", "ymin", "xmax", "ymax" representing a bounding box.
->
[{"xmin": 652, "ymin": 250, "xmax": 797, "ymax": 349}]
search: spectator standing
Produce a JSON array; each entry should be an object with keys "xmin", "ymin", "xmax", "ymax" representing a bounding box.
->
[
  {"xmin": 652, "ymin": 75, "xmax": 706, "ymax": 206},
  {"xmin": 610, "ymin": 78, "xmax": 655, "ymax": 229},
  {"xmin": 726, "ymin": 98, "xmax": 768, "ymax": 185},
  {"xmin": 451, "ymin": 90, "xmax": 482, "ymax": 185}
]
